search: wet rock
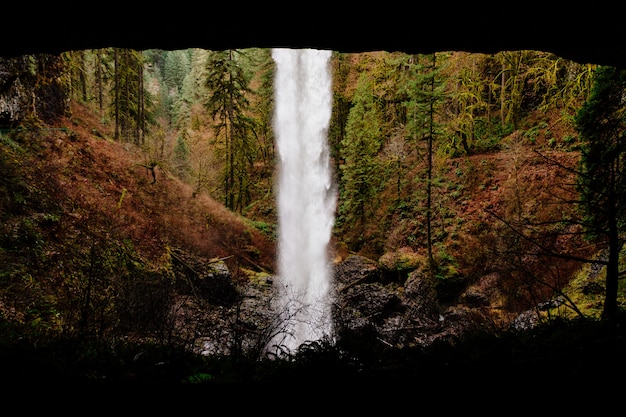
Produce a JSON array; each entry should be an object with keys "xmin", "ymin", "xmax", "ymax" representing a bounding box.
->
[
  {"xmin": 171, "ymin": 249, "xmax": 238, "ymax": 305},
  {"xmin": 334, "ymin": 254, "xmax": 380, "ymax": 286},
  {"xmin": 510, "ymin": 309, "xmax": 540, "ymax": 331},
  {"xmin": 179, "ymin": 253, "xmax": 517, "ymax": 356},
  {"xmin": 336, "ymin": 282, "xmax": 402, "ymax": 324},
  {"xmin": 461, "ymin": 288, "xmax": 490, "ymax": 307},
  {"xmin": 403, "ymin": 267, "xmax": 440, "ymax": 320},
  {"xmin": 460, "ymin": 272, "xmax": 503, "ymax": 308},
  {"xmin": 0, "ymin": 55, "xmax": 68, "ymax": 126}
]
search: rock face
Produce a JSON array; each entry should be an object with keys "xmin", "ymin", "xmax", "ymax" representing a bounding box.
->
[
  {"xmin": 0, "ymin": 55, "xmax": 67, "ymax": 127},
  {"xmin": 171, "ymin": 248, "xmax": 238, "ymax": 306},
  {"xmin": 0, "ymin": 56, "xmax": 33, "ymax": 125},
  {"xmin": 331, "ymin": 255, "xmax": 491, "ymax": 349},
  {"xmin": 184, "ymin": 253, "xmax": 504, "ymax": 358}
]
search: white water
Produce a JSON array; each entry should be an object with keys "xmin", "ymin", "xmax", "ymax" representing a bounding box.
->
[{"xmin": 269, "ymin": 48, "xmax": 336, "ymax": 354}]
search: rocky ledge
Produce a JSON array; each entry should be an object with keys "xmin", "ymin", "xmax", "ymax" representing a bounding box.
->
[{"xmin": 173, "ymin": 251, "xmax": 512, "ymax": 358}]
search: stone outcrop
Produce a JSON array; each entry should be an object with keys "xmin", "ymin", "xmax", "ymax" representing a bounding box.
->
[
  {"xmin": 171, "ymin": 250, "xmax": 503, "ymax": 356},
  {"xmin": 0, "ymin": 55, "xmax": 67, "ymax": 127},
  {"xmin": 332, "ymin": 254, "xmax": 495, "ymax": 349},
  {"xmin": 0, "ymin": 56, "xmax": 33, "ymax": 125}
]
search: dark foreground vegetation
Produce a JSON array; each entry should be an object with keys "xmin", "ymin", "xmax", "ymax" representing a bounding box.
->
[{"xmin": 3, "ymin": 311, "xmax": 624, "ymax": 393}]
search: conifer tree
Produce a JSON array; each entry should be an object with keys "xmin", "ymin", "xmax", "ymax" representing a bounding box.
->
[
  {"xmin": 339, "ymin": 72, "xmax": 384, "ymax": 244},
  {"xmin": 163, "ymin": 49, "xmax": 191, "ymax": 95},
  {"xmin": 93, "ymin": 49, "xmax": 113, "ymax": 115},
  {"xmin": 248, "ymin": 48, "xmax": 275, "ymax": 196},
  {"xmin": 63, "ymin": 50, "xmax": 88, "ymax": 103},
  {"xmin": 329, "ymin": 52, "xmax": 352, "ymax": 177},
  {"xmin": 398, "ymin": 53, "xmax": 446, "ymax": 264},
  {"xmin": 575, "ymin": 65, "xmax": 626, "ymax": 321},
  {"xmin": 111, "ymin": 48, "xmax": 146, "ymax": 143},
  {"xmin": 204, "ymin": 49, "xmax": 255, "ymax": 212}
]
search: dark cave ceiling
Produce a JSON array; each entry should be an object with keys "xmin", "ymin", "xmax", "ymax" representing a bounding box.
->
[{"xmin": 4, "ymin": 7, "xmax": 626, "ymax": 68}]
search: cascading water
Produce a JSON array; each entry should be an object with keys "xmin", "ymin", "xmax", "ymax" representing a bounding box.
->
[{"xmin": 269, "ymin": 48, "xmax": 336, "ymax": 354}]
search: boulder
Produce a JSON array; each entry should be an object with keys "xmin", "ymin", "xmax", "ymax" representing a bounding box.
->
[{"xmin": 333, "ymin": 254, "xmax": 380, "ymax": 287}]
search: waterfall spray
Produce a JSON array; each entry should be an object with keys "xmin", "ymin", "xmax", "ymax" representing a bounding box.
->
[{"xmin": 270, "ymin": 48, "xmax": 336, "ymax": 354}]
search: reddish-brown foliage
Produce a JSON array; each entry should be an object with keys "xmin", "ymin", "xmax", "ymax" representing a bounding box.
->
[{"xmin": 28, "ymin": 102, "xmax": 276, "ymax": 274}]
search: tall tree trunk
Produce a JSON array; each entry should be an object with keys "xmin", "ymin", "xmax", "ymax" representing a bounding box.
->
[
  {"xmin": 426, "ymin": 53, "xmax": 435, "ymax": 265},
  {"xmin": 124, "ymin": 52, "xmax": 130, "ymax": 142},
  {"xmin": 137, "ymin": 55, "xmax": 144, "ymax": 145},
  {"xmin": 605, "ymin": 218, "xmax": 619, "ymax": 321},
  {"xmin": 78, "ymin": 50, "xmax": 87, "ymax": 102},
  {"xmin": 95, "ymin": 51, "xmax": 103, "ymax": 113},
  {"xmin": 500, "ymin": 56, "xmax": 506, "ymax": 127},
  {"xmin": 227, "ymin": 50, "xmax": 236, "ymax": 211},
  {"xmin": 114, "ymin": 49, "xmax": 120, "ymax": 141},
  {"xmin": 604, "ymin": 162, "xmax": 620, "ymax": 321}
]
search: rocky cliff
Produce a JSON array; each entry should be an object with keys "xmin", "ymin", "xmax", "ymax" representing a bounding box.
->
[{"xmin": 0, "ymin": 55, "xmax": 67, "ymax": 127}]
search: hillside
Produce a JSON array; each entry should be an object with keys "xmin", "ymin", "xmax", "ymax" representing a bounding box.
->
[
  {"xmin": 2, "ymin": 52, "xmax": 626, "ymax": 393},
  {"xmin": 0, "ymin": 69, "xmax": 609, "ymax": 340},
  {"xmin": 0, "ymin": 94, "xmax": 605, "ymax": 324},
  {"xmin": 5, "ymin": 102, "xmax": 275, "ymax": 265},
  {"xmin": 0, "ymin": 102, "xmax": 276, "ymax": 347},
  {"xmin": 314, "ymin": 51, "xmax": 604, "ymax": 324}
]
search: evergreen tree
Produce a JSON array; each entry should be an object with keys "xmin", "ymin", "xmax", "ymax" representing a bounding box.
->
[
  {"xmin": 63, "ymin": 50, "xmax": 88, "ymax": 103},
  {"xmin": 173, "ymin": 130, "xmax": 191, "ymax": 179},
  {"xmin": 339, "ymin": 72, "xmax": 384, "ymax": 245},
  {"xmin": 329, "ymin": 52, "xmax": 352, "ymax": 178},
  {"xmin": 163, "ymin": 49, "xmax": 190, "ymax": 95},
  {"xmin": 247, "ymin": 48, "xmax": 275, "ymax": 197},
  {"xmin": 397, "ymin": 53, "xmax": 446, "ymax": 264},
  {"xmin": 575, "ymin": 65, "xmax": 626, "ymax": 321},
  {"xmin": 204, "ymin": 49, "xmax": 255, "ymax": 212},
  {"xmin": 111, "ymin": 48, "xmax": 146, "ymax": 143},
  {"xmin": 93, "ymin": 49, "xmax": 114, "ymax": 116},
  {"xmin": 169, "ymin": 55, "xmax": 194, "ymax": 179}
]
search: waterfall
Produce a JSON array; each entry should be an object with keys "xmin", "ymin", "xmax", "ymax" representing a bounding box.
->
[{"xmin": 269, "ymin": 48, "xmax": 336, "ymax": 354}]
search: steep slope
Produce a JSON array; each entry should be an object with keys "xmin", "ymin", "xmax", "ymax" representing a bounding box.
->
[
  {"xmin": 55, "ymin": 103, "xmax": 272, "ymax": 266},
  {"xmin": 0, "ymin": 102, "xmax": 276, "ymax": 342}
]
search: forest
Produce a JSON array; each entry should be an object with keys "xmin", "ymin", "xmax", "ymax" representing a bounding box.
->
[{"xmin": 1, "ymin": 47, "xmax": 625, "ymax": 393}]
